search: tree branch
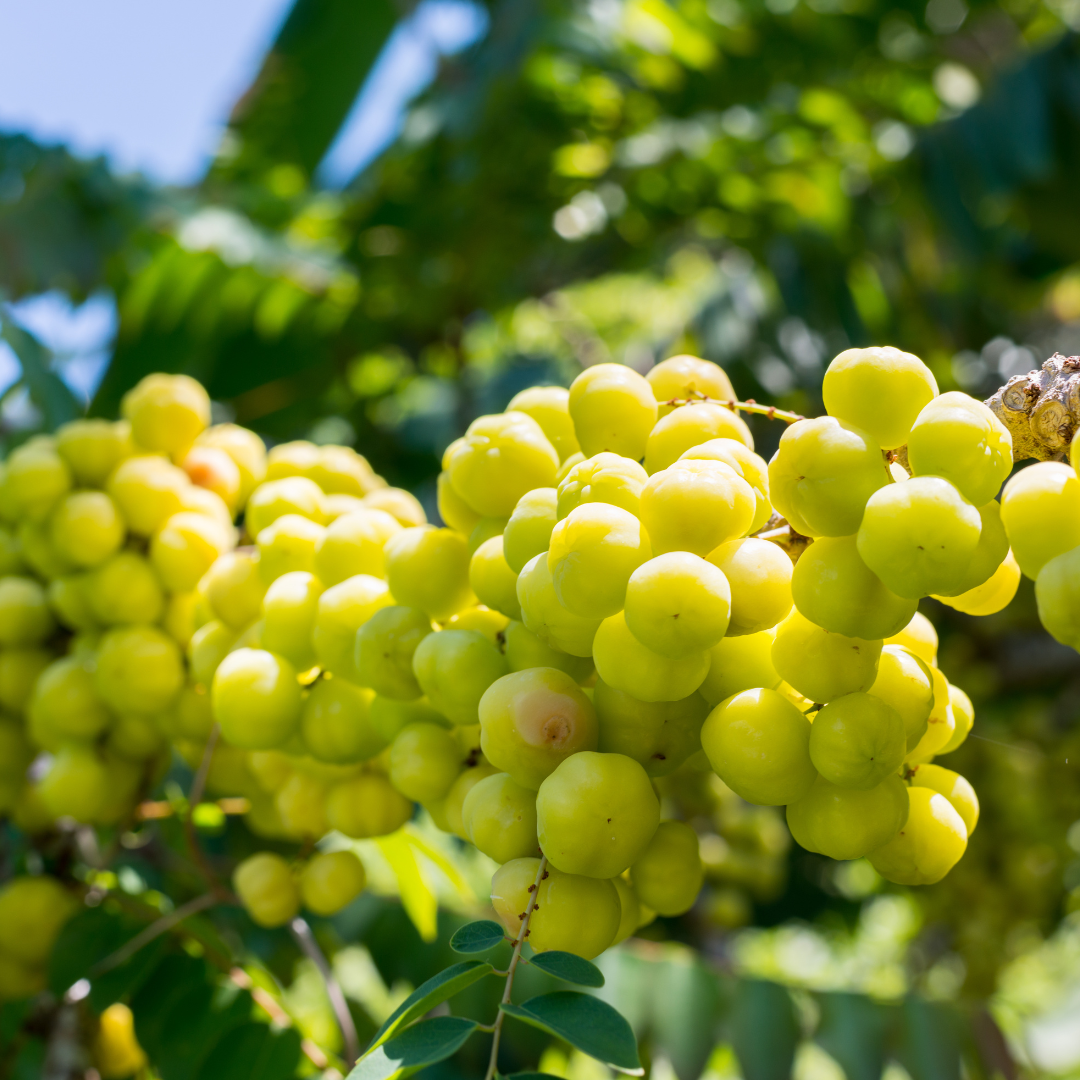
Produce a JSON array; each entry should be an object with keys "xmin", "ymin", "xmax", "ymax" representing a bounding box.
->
[
  {"xmin": 290, "ymin": 916, "xmax": 360, "ymax": 1069},
  {"xmin": 985, "ymin": 352, "xmax": 1080, "ymax": 461}
]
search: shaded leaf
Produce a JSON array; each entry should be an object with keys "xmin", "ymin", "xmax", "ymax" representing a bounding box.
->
[
  {"xmin": 351, "ymin": 1017, "xmax": 478, "ymax": 1080},
  {"xmin": 365, "ymin": 960, "xmax": 493, "ymax": 1053},
  {"xmin": 651, "ymin": 949, "xmax": 723, "ymax": 1080},
  {"xmin": 898, "ymin": 997, "xmax": 961, "ymax": 1080},
  {"xmin": 501, "ymin": 991, "xmax": 642, "ymax": 1073},
  {"xmin": 731, "ymin": 980, "xmax": 798, "ymax": 1080},
  {"xmin": 199, "ymin": 1021, "xmax": 302, "ymax": 1080},
  {"xmin": 527, "ymin": 951, "xmax": 605, "ymax": 988},
  {"xmin": 815, "ymin": 992, "xmax": 893, "ymax": 1080},
  {"xmin": 450, "ymin": 920, "xmax": 506, "ymax": 954},
  {"xmin": 1, "ymin": 311, "xmax": 80, "ymax": 429}
]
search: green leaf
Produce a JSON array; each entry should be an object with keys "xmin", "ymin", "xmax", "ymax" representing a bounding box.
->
[
  {"xmin": 502, "ymin": 1074, "xmax": 567, "ymax": 1079},
  {"xmin": 731, "ymin": 980, "xmax": 798, "ymax": 1080},
  {"xmin": 1, "ymin": 311, "xmax": 80, "ymax": 429},
  {"xmin": 350, "ymin": 1017, "xmax": 478, "ymax": 1080},
  {"xmin": 365, "ymin": 960, "xmax": 493, "ymax": 1053},
  {"xmin": 815, "ymin": 992, "xmax": 893, "ymax": 1080},
  {"xmin": 377, "ymin": 831, "xmax": 439, "ymax": 943},
  {"xmin": 501, "ymin": 991, "xmax": 642, "ymax": 1074},
  {"xmin": 650, "ymin": 949, "xmax": 724, "ymax": 1080},
  {"xmin": 526, "ymin": 951, "xmax": 605, "ymax": 988},
  {"xmin": 450, "ymin": 920, "xmax": 507, "ymax": 954},
  {"xmin": 898, "ymin": 997, "xmax": 961, "ymax": 1080},
  {"xmin": 199, "ymin": 1022, "xmax": 302, "ymax": 1080}
]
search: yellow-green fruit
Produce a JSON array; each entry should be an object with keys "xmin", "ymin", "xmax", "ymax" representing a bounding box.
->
[
  {"xmin": 680, "ymin": 438, "xmax": 773, "ymax": 532},
  {"xmin": 593, "ymin": 611, "xmax": 709, "ymax": 703},
  {"xmin": 315, "ymin": 508, "xmax": 400, "ymax": 584},
  {"xmin": 503, "ymin": 487, "xmax": 558, "ymax": 572},
  {"xmin": 437, "ymin": 470, "xmax": 481, "ymax": 535},
  {"xmin": 699, "ymin": 629, "xmax": 780, "ymax": 706},
  {"xmin": 325, "ymin": 773, "xmax": 414, "ymax": 838},
  {"xmin": 593, "ymin": 679, "xmax": 708, "ymax": 776},
  {"xmin": 300, "ymin": 851, "xmax": 367, "ymax": 916},
  {"xmin": 49, "ymin": 574, "xmax": 97, "ymax": 632},
  {"xmin": 443, "ymin": 762, "xmax": 500, "ymax": 838},
  {"xmin": 0, "ymin": 526, "xmax": 23, "ymax": 576},
  {"xmin": 106, "ymin": 455, "xmax": 188, "ymax": 536},
  {"xmin": 256, "ymin": 514, "xmax": 325, "ymax": 582},
  {"xmin": 611, "ymin": 876, "xmax": 642, "ymax": 944},
  {"xmin": 369, "ymin": 696, "xmax": 449, "ymax": 743},
  {"xmin": 771, "ymin": 609, "xmax": 881, "ymax": 703},
  {"xmin": 150, "ymin": 512, "xmax": 234, "ymax": 593},
  {"xmin": 623, "ymin": 551, "xmax": 731, "ymax": 658},
  {"xmin": 707, "ymin": 537, "xmax": 792, "ymax": 637},
  {"xmin": 909, "ymin": 763, "xmax": 979, "ymax": 834},
  {"xmin": 644, "ymin": 402, "xmax": 753, "ymax": 474},
  {"xmin": 385, "ymin": 526, "xmax": 473, "ymax": 619},
  {"xmin": 0, "ymin": 875, "xmax": 77, "ymax": 965},
  {"xmin": 212, "ymin": 648, "xmax": 303, "ymax": 750},
  {"xmin": 866, "ymin": 645, "xmax": 933, "ymax": 752},
  {"xmin": 188, "ymin": 619, "xmax": 238, "ymax": 688},
  {"xmin": 29, "ymin": 655, "xmax": 113, "ymax": 741},
  {"xmin": 95, "ymin": 1003, "xmax": 148, "ymax": 1080},
  {"xmin": 469, "ymin": 536, "xmax": 521, "ymax": 620},
  {"xmin": 557, "ymin": 452, "xmax": 648, "ymax": 521},
  {"xmin": 203, "ymin": 550, "xmax": 266, "ymax": 630},
  {"xmin": 446, "ymin": 605, "xmax": 509, "ymax": 643},
  {"xmin": 936, "ymin": 549, "xmax": 1020, "ymax": 616},
  {"xmin": 37, "ymin": 745, "xmax": 110, "ymax": 821},
  {"xmin": 904, "ymin": 664, "xmax": 955, "ymax": 765},
  {"xmin": 639, "ymin": 459, "xmax": 755, "ymax": 558},
  {"xmin": 479, "ymin": 668, "xmax": 598, "ymax": 789},
  {"xmin": 388, "ymin": 722, "xmax": 462, "ymax": 803},
  {"xmin": 17, "ymin": 518, "xmax": 72, "ymax": 578},
  {"xmin": 502, "ymin": 620, "xmax": 594, "ymax": 684},
  {"xmin": 86, "ymin": 551, "xmax": 165, "ymax": 626},
  {"xmin": 786, "ymin": 774, "xmax": 909, "ymax": 860},
  {"xmin": 262, "ymin": 571, "xmax": 323, "ymax": 671},
  {"xmin": 49, "ymin": 491, "xmax": 125, "ymax": 568},
  {"xmin": 0, "ymin": 719, "xmax": 33, "ymax": 781},
  {"xmin": 182, "ymin": 444, "xmax": 241, "ymax": 513},
  {"xmin": 884, "ymin": 612, "xmax": 937, "ymax": 666},
  {"xmin": 808, "ymin": 692, "xmax": 906, "ymax": 789},
  {"xmin": 96, "ymin": 626, "xmax": 184, "ymax": 716},
  {"xmin": 233, "ymin": 852, "xmax": 301, "ymax": 928},
  {"xmin": 548, "ymin": 502, "xmax": 651, "ymax": 618},
  {"xmin": 507, "ymin": 385, "xmax": 581, "ymax": 461},
  {"xmin": 363, "ymin": 487, "xmax": 427, "ymax": 528},
  {"xmin": 516, "ymin": 552, "xmax": 601, "ymax": 658},
  {"xmin": 275, "ymin": 772, "xmax": 330, "ymax": 839},
  {"xmin": 0, "ymin": 577, "xmax": 54, "ymax": 646},
  {"xmin": 313, "ymin": 575, "xmax": 393, "ymax": 680},
  {"xmin": 122, "ymin": 373, "xmax": 210, "ymax": 459},
  {"xmin": 629, "ymin": 820, "xmax": 704, "ymax": 917},
  {"xmin": 5, "ymin": 441, "xmax": 72, "ymax": 522},
  {"xmin": 354, "ymin": 605, "xmax": 433, "ymax": 700},
  {"xmin": 302, "ymin": 679, "xmax": 383, "ymax": 763},
  {"xmin": 246, "ymin": 476, "xmax": 326, "ymax": 536},
  {"xmin": 700, "ymin": 688, "xmax": 817, "ymax": 806},
  {"xmin": 412, "ymin": 629, "xmax": 509, "ymax": 726},
  {"xmin": 646, "ymin": 354, "xmax": 735, "ymax": 414},
  {"xmin": 568, "ymin": 363, "xmax": 658, "ymax": 461},
  {"xmin": 109, "ymin": 713, "xmax": 166, "ymax": 760},
  {"xmin": 56, "ymin": 418, "xmax": 133, "ymax": 489},
  {"xmin": 462, "ymin": 772, "xmax": 539, "ymax": 862},
  {"xmin": 940, "ymin": 684, "xmax": 974, "ymax": 754},
  {"xmin": 0, "ymin": 951, "xmax": 45, "ymax": 1001},
  {"xmin": 1001, "ymin": 461, "xmax": 1080, "ymax": 578},
  {"xmin": 491, "ymin": 858, "xmax": 620, "ymax": 959},
  {"xmin": 445, "ymin": 411, "xmax": 559, "ymax": 518},
  {"xmin": 867, "ymin": 787, "xmax": 967, "ymax": 885},
  {"xmin": 536, "ymin": 752, "xmax": 660, "ymax": 878}
]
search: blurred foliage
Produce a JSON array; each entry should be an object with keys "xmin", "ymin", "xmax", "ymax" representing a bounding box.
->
[{"xmin": 5, "ymin": 0, "xmax": 1080, "ymax": 1075}]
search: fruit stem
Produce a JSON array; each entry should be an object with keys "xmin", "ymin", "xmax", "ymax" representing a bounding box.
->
[
  {"xmin": 89, "ymin": 891, "xmax": 218, "ymax": 976},
  {"xmin": 484, "ymin": 855, "xmax": 548, "ymax": 1080},
  {"xmin": 663, "ymin": 396, "xmax": 805, "ymax": 424},
  {"xmin": 290, "ymin": 916, "xmax": 360, "ymax": 1069},
  {"xmin": 184, "ymin": 724, "xmax": 228, "ymax": 898}
]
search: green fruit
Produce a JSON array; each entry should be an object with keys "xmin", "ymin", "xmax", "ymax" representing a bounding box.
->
[
  {"xmin": 537, "ymin": 752, "xmax": 660, "ymax": 878},
  {"xmin": 611, "ymin": 876, "xmax": 642, "ymax": 944},
  {"xmin": 300, "ymin": 851, "xmax": 367, "ymax": 915},
  {"xmin": 909, "ymin": 763, "xmax": 979, "ymax": 835},
  {"xmin": 479, "ymin": 668, "xmax": 598, "ymax": 789},
  {"xmin": 325, "ymin": 773, "xmax": 414, "ymax": 838},
  {"xmin": 368, "ymin": 695, "xmax": 449, "ymax": 743},
  {"xmin": 49, "ymin": 491, "xmax": 125, "ymax": 568},
  {"xmin": 29, "ymin": 656, "xmax": 112, "ymax": 741},
  {"xmin": 261, "ymin": 571, "xmax": 323, "ymax": 671},
  {"xmin": 96, "ymin": 626, "xmax": 184, "ymax": 716},
  {"xmin": 354, "ymin": 606, "xmax": 433, "ymax": 699},
  {"xmin": 503, "ymin": 487, "xmax": 558, "ymax": 572},
  {"xmin": 311, "ymin": 575, "xmax": 392, "ymax": 680},
  {"xmin": 212, "ymin": 648, "xmax": 303, "ymax": 749},
  {"xmin": 629, "ymin": 820, "xmax": 703, "ymax": 917},
  {"xmin": 233, "ymin": 852, "xmax": 300, "ymax": 928},
  {"xmin": 37, "ymin": 745, "xmax": 110, "ymax": 822},
  {"xmin": 256, "ymin": 514, "xmax": 325, "ymax": 582},
  {"xmin": 0, "ymin": 875, "xmax": 77, "ymax": 965},
  {"xmin": 502, "ymin": 620, "xmax": 594, "ymax": 684},
  {"xmin": 412, "ymin": 629, "xmax": 508, "ymax": 725},
  {"xmin": 867, "ymin": 786, "xmax": 967, "ymax": 885},
  {"xmin": 700, "ymin": 688, "xmax": 817, "ymax": 806},
  {"xmin": 568, "ymin": 363, "xmax": 657, "ymax": 461},
  {"xmin": 388, "ymin": 722, "xmax": 462, "ymax": 803},
  {"xmin": 0, "ymin": 577, "xmax": 54, "ymax": 646},
  {"xmin": 808, "ymin": 692, "xmax": 906, "ymax": 789},
  {"xmin": 866, "ymin": 645, "xmax": 933, "ymax": 752},
  {"xmin": 442, "ymin": 762, "xmax": 500, "ymax": 838},
  {"xmin": 462, "ymin": 772, "xmax": 539, "ymax": 862},
  {"xmin": 786, "ymin": 774, "xmax": 909, "ymax": 861},
  {"xmin": 301, "ymin": 678, "xmax": 383, "ymax": 763},
  {"xmin": 469, "ymin": 536, "xmax": 521, "ymax": 620},
  {"xmin": 385, "ymin": 526, "xmax": 474, "ymax": 619},
  {"xmin": 771, "ymin": 609, "xmax": 881, "ymax": 704},
  {"xmin": 698, "ymin": 629, "xmax": 780, "ymax": 706}
]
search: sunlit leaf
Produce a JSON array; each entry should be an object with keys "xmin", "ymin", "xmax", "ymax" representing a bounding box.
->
[{"xmin": 376, "ymin": 832, "xmax": 438, "ymax": 943}]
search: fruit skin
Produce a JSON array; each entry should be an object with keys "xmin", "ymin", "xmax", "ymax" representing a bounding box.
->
[
  {"xmin": 629, "ymin": 820, "xmax": 704, "ymax": 917},
  {"xmin": 822, "ymin": 346, "xmax": 938, "ymax": 450},
  {"xmin": 151, "ymin": 511, "xmax": 235, "ymax": 593},
  {"xmin": 909, "ymin": 763, "xmax": 979, "ymax": 834},
  {"xmin": 354, "ymin": 606, "xmax": 434, "ymax": 700},
  {"xmin": 491, "ymin": 857, "xmax": 621, "ymax": 959},
  {"xmin": 462, "ymin": 772, "xmax": 539, "ymax": 862},
  {"xmin": 49, "ymin": 491, "xmax": 125, "ymax": 568},
  {"xmin": 325, "ymin": 773, "xmax": 414, "ymax": 838},
  {"xmin": 611, "ymin": 877, "xmax": 642, "ymax": 944},
  {"xmin": 203, "ymin": 550, "xmax": 267, "ymax": 629},
  {"xmin": 300, "ymin": 850, "xmax": 367, "ymax": 915},
  {"xmin": 593, "ymin": 679, "xmax": 708, "ymax": 776},
  {"xmin": 646, "ymin": 354, "xmax": 735, "ymax": 415},
  {"xmin": 0, "ymin": 576, "xmax": 54, "ymax": 646},
  {"xmin": 385, "ymin": 526, "xmax": 474, "ymax": 619},
  {"xmin": 315, "ymin": 508, "xmax": 400, "ymax": 584},
  {"xmin": 479, "ymin": 668, "xmax": 598, "ymax": 789},
  {"xmin": 502, "ymin": 620, "xmax": 594, "ymax": 684},
  {"xmin": 1035, "ymin": 544, "xmax": 1080, "ymax": 651},
  {"xmin": 707, "ymin": 537, "xmax": 792, "ymax": 637},
  {"xmin": 866, "ymin": 645, "xmax": 933, "ymax": 752},
  {"xmin": 536, "ymin": 752, "xmax": 660, "ymax": 878},
  {"xmin": 904, "ymin": 663, "xmax": 955, "ymax": 765},
  {"xmin": 233, "ymin": 852, "xmax": 301, "ymax": 928},
  {"xmin": 644, "ymin": 403, "xmax": 753, "ymax": 474},
  {"xmin": 557, "ymin": 451, "xmax": 649, "ymax": 521},
  {"xmin": 867, "ymin": 787, "xmax": 967, "ymax": 885},
  {"xmin": 412, "ymin": 629, "xmax": 509, "ymax": 725},
  {"xmin": 503, "ymin": 487, "xmax": 558, "ymax": 572},
  {"xmin": 699, "ymin": 629, "xmax": 779, "ymax": 706},
  {"xmin": 568, "ymin": 363, "xmax": 658, "ymax": 460},
  {"xmin": 442, "ymin": 762, "xmax": 500, "ymax": 838},
  {"xmin": 940, "ymin": 683, "xmax": 974, "ymax": 754},
  {"xmin": 592, "ymin": 611, "xmax": 709, "ymax": 703},
  {"xmin": 701, "ymin": 688, "xmax": 817, "ymax": 806},
  {"xmin": 786, "ymin": 774, "xmax": 909, "ymax": 861},
  {"xmin": 885, "ymin": 612, "xmax": 937, "ymax": 666},
  {"xmin": 771, "ymin": 609, "xmax": 882, "ymax": 704},
  {"xmin": 122, "ymin": 373, "xmax": 211, "ymax": 460},
  {"xmin": 507, "ymin": 385, "xmax": 581, "ymax": 461},
  {"xmin": 1000, "ymin": 461, "xmax": 1080, "ymax": 578},
  {"xmin": 312, "ymin": 574, "xmax": 392, "ymax": 679},
  {"xmin": 95, "ymin": 1003, "xmax": 148, "ymax": 1079},
  {"xmin": 807, "ymin": 692, "xmax": 907, "ymax": 789},
  {"xmin": 212, "ymin": 648, "xmax": 303, "ymax": 750},
  {"xmin": 469, "ymin": 536, "xmax": 521, "ymax": 620},
  {"xmin": 96, "ymin": 625, "xmax": 185, "ymax": 716},
  {"xmin": 388, "ymin": 722, "xmax": 462, "ymax": 803},
  {"xmin": 935, "ymin": 548, "xmax": 1020, "ymax": 616},
  {"xmin": 301, "ymin": 678, "xmax": 383, "ymax": 763},
  {"xmin": 261, "ymin": 571, "xmax": 323, "ymax": 671},
  {"xmin": 0, "ymin": 876, "xmax": 77, "ymax": 965},
  {"xmin": 516, "ymin": 552, "xmax": 601, "ymax": 658}
]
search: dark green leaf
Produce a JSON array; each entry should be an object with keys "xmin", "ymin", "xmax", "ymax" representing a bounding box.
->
[
  {"xmin": 364, "ymin": 960, "xmax": 493, "ymax": 1053},
  {"xmin": 527, "ymin": 951, "xmax": 605, "ymax": 988},
  {"xmin": 898, "ymin": 997, "xmax": 961, "ymax": 1080},
  {"xmin": 0, "ymin": 314, "xmax": 80, "ymax": 429},
  {"xmin": 731, "ymin": 980, "xmax": 798, "ymax": 1080},
  {"xmin": 450, "ymin": 919, "xmax": 507, "ymax": 954},
  {"xmin": 350, "ymin": 1017, "xmax": 478, "ymax": 1080},
  {"xmin": 199, "ymin": 1021, "xmax": 302, "ymax": 1080},
  {"xmin": 815, "ymin": 992, "xmax": 893, "ymax": 1080},
  {"xmin": 651, "ymin": 951, "xmax": 723, "ymax": 1080},
  {"xmin": 501, "ymin": 992, "xmax": 642, "ymax": 1074}
]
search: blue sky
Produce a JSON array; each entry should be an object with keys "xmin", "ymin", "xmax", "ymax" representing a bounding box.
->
[{"xmin": 0, "ymin": 0, "xmax": 486, "ymax": 406}]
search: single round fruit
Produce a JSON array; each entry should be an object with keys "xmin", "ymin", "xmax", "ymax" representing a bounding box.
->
[
  {"xmin": 644, "ymin": 403, "xmax": 753, "ymax": 474},
  {"xmin": 629, "ymin": 820, "xmax": 704, "ymax": 917},
  {"xmin": 516, "ymin": 552, "xmax": 601, "ymax": 657},
  {"xmin": 507, "ymin": 385, "xmax": 581, "ymax": 461},
  {"xmin": 771, "ymin": 609, "xmax": 881, "ymax": 704},
  {"xmin": 261, "ymin": 571, "xmax": 324, "ymax": 671},
  {"xmin": 469, "ymin": 536, "xmax": 521, "ymax": 620},
  {"xmin": 315, "ymin": 508, "xmax": 400, "ymax": 584},
  {"xmin": 300, "ymin": 851, "xmax": 367, "ymax": 916},
  {"xmin": 0, "ymin": 876, "xmax": 77, "ymax": 965},
  {"xmin": 412, "ymin": 629, "xmax": 509, "ymax": 726},
  {"xmin": 807, "ymin": 692, "xmax": 906, "ymax": 789},
  {"xmin": 246, "ymin": 476, "xmax": 326, "ymax": 536},
  {"xmin": 568, "ymin": 363, "xmax": 658, "ymax": 460},
  {"xmin": 557, "ymin": 452, "xmax": 648, "ymax": 520},
  {"xmin": 502, "ymin": 619, "xmax": 594, "ymax": 684},
  {"xmin": 867, "ymin": 787, "xmax": 967, "ymax": 885},
  {"xmin": 212, "ymin": 648, "xmax": 303, "ymax": 749},
  {"xmin": 233, "ymin": 852, "xmax": 300, "ymax": 928},
  {"xmin": 646, "ymin": 354, "xmax": 735, "ymax": 415},
  {"xmin": 301, "ymin": 678, "xmax": 382, "ymax": 763},
  {"xmin": 203, "ymin": 550, "xmax": 267, "ymax": 629},
  {"xmin": 707, "ymin": 538, "xmax": 792, "ymax": 637},
  {"xmin": 354, "ymin": 606, "xmax": 434, "ymax": 700},
  {"xmin": 388, "ymin": 722, "xmax": 462, "ymax": 803},
  {"xmin": 909, "ymin": 763, "xmax": 979, "ymax": 835},
  {"xmin": 699, "ymin": 629, "xmax": 780, "ymax": 706},
  {"xmin": 96, "ymin": 626, "xmax": 184, "ymax": 716},
  {"xmin": 385, "ymin": 527, "xmax": 473, "ymax": 619},
  {"xmin": 462, "ymin": 772, "xmax": 539, "ymax": 862},
  {"xmin": 325, "ymin": 773, "xmax": 414, "ymax": 838},
  {"xmin": 537, "ymin": 752, "xmax": 660, "ymax": 878},
  {"xmin": 786, "ymin": 774, "xmax": 909, "ymax": 861},
  {"xmin": 503, "ymin": 487, "xmax": 558, "ymax": 572},
  {"xmin": 866, "ymin": 645, "xmax": 933, "ymax": 752},
  {"xmin": 593, "ymin": 611, "xmax": 709, "ymax": 703},
  {"xmin": 49, "ymin": 491, "xmax": 125, "ymax": 568},
  {"xmin": 0, "ymin": 576, "xmax": 54, "ymax": 646},
  {"xmin": 122, "ymin": 373, "xmax": 211, "ymax": 459}
]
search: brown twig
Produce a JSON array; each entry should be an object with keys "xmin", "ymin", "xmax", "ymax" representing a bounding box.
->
[
  {"xmin": 184, "ymin": 724, "xmax": 227, "ymax": 897},
  {"xmin": 664, "ymin": 396, "xmax": 805, "ymax": 424},
  {"xmin": 291, "ymin": 916, "xmax": 360, "ymax": 1069},
  {"xmin": 484, "ymin": 855, "xmax": 548, "ymax": 1080}
]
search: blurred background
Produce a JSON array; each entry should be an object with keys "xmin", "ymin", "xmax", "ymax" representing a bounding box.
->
[{"xmin": 4, "ymin": 0, "xmax": 1080, "ymax": 1076}]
